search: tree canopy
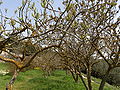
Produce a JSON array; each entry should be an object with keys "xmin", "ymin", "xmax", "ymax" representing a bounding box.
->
[{"xmin": 0, "ymin": 0, "xmax": 120, "ymax": 90}]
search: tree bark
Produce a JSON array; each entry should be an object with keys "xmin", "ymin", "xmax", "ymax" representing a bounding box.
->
[
  {"xmin": 79, "ymin": 74, "xmax": 88, "ymax": 90},
  {"xmin": 99, "ymin": 68, "xmax": 110, "ymax": 90},
  {"xmin": 87, "ymin": 65, "xmax": 92, "ymax": 90},
  {"xmin": 70, "ymin": 71, "xmax": 79, "ymax": 83},
  {"xmin": 6, "ymin": 69, "xmax": 19, "ymax": 90}
]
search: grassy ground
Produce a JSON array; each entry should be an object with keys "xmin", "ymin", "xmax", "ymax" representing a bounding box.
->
[{"xmin": 0, "ymin": 62, "xmax": 119, "ymax": 90}]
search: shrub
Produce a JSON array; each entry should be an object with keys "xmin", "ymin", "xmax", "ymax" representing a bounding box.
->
[{"xmin": 92, "ymin": 60, "xmax": 120, "ymax": 86}]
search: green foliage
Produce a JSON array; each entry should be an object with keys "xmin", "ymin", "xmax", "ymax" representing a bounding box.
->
[
  {"xmin": 92, "ymin": 60, "xmax": 120, "ymax": 86},
  {"xmin": 10, "ymin": 19, "xmax": 16, "ymax": 26},
  {"xmin": 106, "ymin": 2, "xmax": 117, "ymax": 6},
  {"xmin": 41, "ymin": 0, "xmax": 47, "ymax": 8},
  {"xmin": 22, "ymin": 0, "xmax": 25, "ymax": 5},
  {"xmin": 35, "ymin": 13, "xmax": 40, "ymax": 19},
  {"xmin": 0, "ymin": 25, "xmax": 2, "ymax": 30},
  {"xmin": 0, "ymin": 1, "xmax": 3, "ymax": 5},
  {"xmin": 66, "ymin": 14, "xmax": 72, "ymax": 21}
]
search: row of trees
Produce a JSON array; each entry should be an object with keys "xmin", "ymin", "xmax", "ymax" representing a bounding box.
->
[{"xmin": 0, "ymin": 0, "xmax": 120, "ymax": 90}]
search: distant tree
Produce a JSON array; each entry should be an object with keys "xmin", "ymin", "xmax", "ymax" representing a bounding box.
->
[
  {"xmin": 0, "ymin": 0, "xmax": 120, "ymax": 90},
  {"xmin": 54, "ymin": 0, "xmax": 120, "ymax": 90}
]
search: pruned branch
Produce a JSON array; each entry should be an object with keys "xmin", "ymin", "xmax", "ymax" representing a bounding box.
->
[{"xmin": 0, "ymin": 56, "xmax": 23, "ymax": 69}]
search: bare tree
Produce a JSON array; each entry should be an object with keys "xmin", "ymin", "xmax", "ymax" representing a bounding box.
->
[
  {"xmin": 0, "ymin": 0, "xmax": 120, "ymax": 90},
  {"xmin": 54, "ymin": 0, "xmax": 120, "ymax": 90}
]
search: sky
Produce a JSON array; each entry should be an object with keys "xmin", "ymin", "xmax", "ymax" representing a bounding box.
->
[
  {"xmin": 0, "ymin": 0, "xmax": 63, "ymax": 17},
  {"xmin": 0, "ymin": 0, "xmax": 21, "ymax": 17},
  {"xmin": 0, "ymin": 0, "xmax": 64, "ymax": 37},
  {"xmin": 0, "ymin": 0, "xmax": 120, "ymax": 18}
]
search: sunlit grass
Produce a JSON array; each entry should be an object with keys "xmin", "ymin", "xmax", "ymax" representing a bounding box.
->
[{"xmin": 0, "ymin": 62, "xmax": 119, "ymax": 90}]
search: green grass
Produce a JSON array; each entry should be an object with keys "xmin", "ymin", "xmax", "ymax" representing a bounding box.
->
[
  {"xmin": 13, "ymin": 70, "xmax": 86, "ymax": 90},
  {"xmin": 0, "ymin": 62, "xmax": 8, "ymax": 70},
  {"xmin": 0, "ymin": 62, "xmax": 119, "ymax": 90}
]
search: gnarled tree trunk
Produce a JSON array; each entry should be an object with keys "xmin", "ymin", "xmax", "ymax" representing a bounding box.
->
[
  {"xmin": 6, "ymin": 69, "xmax": 20, "ymax": 90},
  {"xmin": 79, "ymin": 74, "xmax": 88, "ymax": 90},
  {"xmin": 99, "ymin": 68, "xmax": 111, "ymax": 90},
  {"xmin": 87, "ymin": 65, "xmax": 92, "ymax": 90}
]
